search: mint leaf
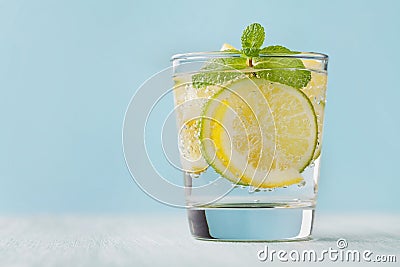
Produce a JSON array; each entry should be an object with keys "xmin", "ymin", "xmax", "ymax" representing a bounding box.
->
[
  {"xmin": 259, "ymin": 45, "xmax": 299, "ymax": 54},
  {"xmin": 191, "ymin": 57, "xmax": 247, "ymax": 88},
  {"xmin": 252, "ymin": 45, "xmax": 311, "ymax": 88},
  {"xmin": 191, "ymin": 24, "xmax": 311, "ymax": 89},
  {"xmin": 202, "ymin": 57, "xmax": 247, "ymax": 71},
  {"xmin": 253, "ymin": 58, "xmax": 310, "ymax": 88},
  {"xmin": 253, "ymin": 56, "xmax": 305, "ymax": 69},
  {"xmin": 241, "ymin": 23, "xmax": 265, "ymax": 57},
  {"xmin": 257, "ymin": 69, "xmax": 311, "ymax": 89},
  {"xmin": 192, "ymin": 71, "xmax": 245, "ymax": 89}
]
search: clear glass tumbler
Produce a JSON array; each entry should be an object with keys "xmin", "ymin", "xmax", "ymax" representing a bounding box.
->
[{"xmin": 171, "ymin": 51, "xmax": 328, "ymax": 241}]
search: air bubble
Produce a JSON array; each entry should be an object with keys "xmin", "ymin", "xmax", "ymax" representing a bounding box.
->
[
  {"xmin": 248, "ymin": 186, "xmax": 256, "ymax": 194},
  {"xmin": 189, "ymin": 173, "xmax": 200, "ymax": 179},
  {"xmin": 297, "ymin": 180, "xmax": 306, "ymax": 188}
]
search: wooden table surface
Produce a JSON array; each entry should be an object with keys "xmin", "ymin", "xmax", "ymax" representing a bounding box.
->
[{"xmin": 0, "ymin": 212, "xmax": 399, "ymax": 267}]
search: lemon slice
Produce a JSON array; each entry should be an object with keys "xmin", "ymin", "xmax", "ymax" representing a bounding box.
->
[
  {"xmin": 173, "ymin": 77, "xmax": 221, "ymax": 174},
  {"xmin": 199, "ymin": 77, "xmax": 317, "ymax": 188},
  {"xmin": 220, "ymin": 43, "xmax": 237, "ymax": 51},
  {"xmin": 172, "ymin": 42, "xmax": 239, "ymax": 174}
]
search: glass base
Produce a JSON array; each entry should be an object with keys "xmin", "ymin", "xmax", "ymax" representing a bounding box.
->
[{"xmin": 187, "ymin": 206, "xmax": 314, "ymax": 242}]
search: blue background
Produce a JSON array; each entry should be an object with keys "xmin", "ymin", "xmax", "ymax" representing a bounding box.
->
[{"xmin": 1, "ymin": 0, "xmax": 399, "ymax": 214}]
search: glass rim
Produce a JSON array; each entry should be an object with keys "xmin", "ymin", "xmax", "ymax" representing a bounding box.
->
[{"xmin": 171, "ymin": 51, "xmax": 328, "ymax": 61}]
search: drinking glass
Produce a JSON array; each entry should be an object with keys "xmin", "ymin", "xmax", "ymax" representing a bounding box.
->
[{"xmin": 171, "ymin": 51, "xmax": 328, "ymax": 241}]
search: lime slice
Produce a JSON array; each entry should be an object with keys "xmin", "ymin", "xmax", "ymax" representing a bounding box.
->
[
  {"xmin": 301, "ymin": 71, "xmax": 327, "ymax": 159},
  {"xmin": 252, "ymin": 169, "xmax": 304, "ymax": 188},
  {"xmin": 199, "ymin": 77, "xmax": 317, "ymax": 188}
]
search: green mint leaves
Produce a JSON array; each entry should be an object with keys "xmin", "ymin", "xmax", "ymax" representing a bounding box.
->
[
  {"xmin": 191, "ymin": 58, "xmax": 247, "ymax": 88},
  {"xmin": 192, "ymin": 71, "xmax": 246, "ymax": 89},
  {"xmin": 255, "ymin": 64, "xmax": 312, "ymax": 89},
  {"xmin": 191, "ymin": 23, "xmax": 311, "ymax": 89},
  {"xmin": 254, "ymin": 45, "xmax": 311, "ymax": 88},
  {"xmin": 259, "ymin": 45, "xmax": 298, "ymax": 54},
  {"xmin": 241, "ymin": 23, "xmax": 265, "ymax": 57},
  {"xmin": 202, "ymin": 57, "xmax": 247, "ymax": 71}
]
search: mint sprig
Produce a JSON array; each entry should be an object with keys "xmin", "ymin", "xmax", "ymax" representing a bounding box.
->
[
  {"xmin": 192, "ymin": 71, "xmax": 246, "ymax": 88},
  {"xmin": 259, "ymin": 45, "xmax": 298, "ymax": 54},
  {"xmin": 191, "ymin": 23, "xmax": 311, "ymax": 89},
  {"xmin": 191, "ymin": 57, "xmax": 247, "ymax": 88},
  {"xmin": 241, "ymin": 23, "xmax": 265, "ymax": 57},
  {"xmin": 254, "ymin": 45, "xmax": 311, "ymax": 88},
  {"xmin": 202, "ymin": 57, "xmax": 247, "ymax": 71}
]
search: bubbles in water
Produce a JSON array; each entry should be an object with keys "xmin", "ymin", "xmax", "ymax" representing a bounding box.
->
[
  {"xmin": 189, "ymin": 173, "xmax": 200, "ymax": 179},
  {"xmin": 297, "ymin": 180, "xmax": 306, "ymax": 188},
  {"xmin": 248, "ymin": 186, "xmax": 256, "ymax": 194},
  {"xmin": 248, "ymin": 186, "xmax": 262, "ymax": 194}
]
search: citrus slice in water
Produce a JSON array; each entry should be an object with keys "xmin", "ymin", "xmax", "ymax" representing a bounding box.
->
[
  {"xmin": 301, "ymin": 70, "xmax": 327, "ymax": 160},
  {"xmin": 172, "ymin": 43, "xmax": 240, "ymax": 174},
  {"xmin": 173, "ymin": 77, "xmax": 221, "ymax": 174},
  {"xmin": 199, "ymin": 77, "xmax": 317, "ymax": 188},
  {"xmin": 220, "ymin": 43, "xmax": 237, "ymax": 51}
]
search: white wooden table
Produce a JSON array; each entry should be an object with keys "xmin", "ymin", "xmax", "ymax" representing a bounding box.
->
[{"xmin": 0, "ymin": 212, "xmax": 399, "ymax": 267}]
